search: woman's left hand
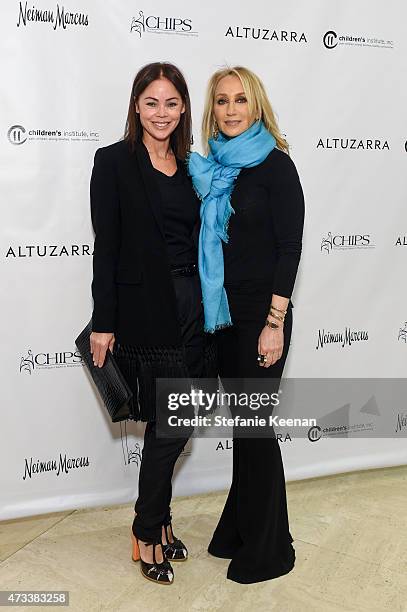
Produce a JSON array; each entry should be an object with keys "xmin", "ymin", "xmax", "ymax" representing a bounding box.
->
[{"xmin": 258, "ymin": 325, "xmax": 284, "ymax": 368}]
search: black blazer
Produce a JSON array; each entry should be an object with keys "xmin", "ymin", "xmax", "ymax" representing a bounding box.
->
[{"xmin": 90, "ymin": 139, "xmax": 198, "ymax": 346}]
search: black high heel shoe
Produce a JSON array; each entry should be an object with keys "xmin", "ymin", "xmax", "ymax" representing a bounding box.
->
[
  {"xmin": 162, "ymin": 519, "xmax": 188, "ymax": 562},
  {"xmin": 131, "ymin": 530, "xmax": 174, "ymax": 584}
]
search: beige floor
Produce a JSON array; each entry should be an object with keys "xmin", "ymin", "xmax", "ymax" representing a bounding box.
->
[{"xmin": 1, "ymin": 465, "xmax": 406, "ymax": 612}]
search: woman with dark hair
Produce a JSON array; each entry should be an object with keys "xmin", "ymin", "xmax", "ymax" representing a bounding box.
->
[
  {"xmin": 89, "ymin": 62, "xmax": 215, "ymax": 585},
  {"xmin": 188, "ymin": 66, "xmax": 305, "ymax": 584}
]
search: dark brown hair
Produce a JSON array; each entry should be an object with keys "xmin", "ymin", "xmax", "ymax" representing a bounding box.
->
[{"xmin": 124, "ymin": 62, "xmax": 192, "ymax": 160}]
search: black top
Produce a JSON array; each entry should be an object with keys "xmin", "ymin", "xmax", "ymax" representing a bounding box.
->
[
  {"xmin": 152, "ymin": 160, "xmax": 200, "ymax": 267},
  {"xmin": 222, "ymin": 147, "xmax": 305, "ymax": 298}
]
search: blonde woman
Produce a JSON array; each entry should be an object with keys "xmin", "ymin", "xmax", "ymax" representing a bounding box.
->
[{"xmin": 188, "ymin": 66, "xmax": 305, "ymax": 583}]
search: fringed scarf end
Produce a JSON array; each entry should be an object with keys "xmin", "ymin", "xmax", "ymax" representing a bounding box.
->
[{"xmin": 204, "ymin": 321, "xmax": 233, "ymax": 334}]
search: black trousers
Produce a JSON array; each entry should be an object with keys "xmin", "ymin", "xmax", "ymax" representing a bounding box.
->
[
  {"xmin": 132, "ymin": 274, "xmax": 205, "ymax": 542},
  {"xmin": 208, "ymin": 281, "xmax": 296, "ymax": 583}
]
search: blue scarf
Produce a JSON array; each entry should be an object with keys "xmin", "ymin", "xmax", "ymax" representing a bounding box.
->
[{"xmin": 187, "ymin": 120, "xmax": 276, "ymax": 333}]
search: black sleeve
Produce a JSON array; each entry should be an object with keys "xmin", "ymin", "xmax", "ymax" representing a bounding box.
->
[
  {"xmin": 270, "ymin": 153, "xmax": 305, "ymax": 298},
  {"xmin": 90, "ymin": 147, "xmax": 121, "ymax": 332},
  {"xmin": 191, "ymin": 218, "xmax": 200, "ymax": 250}
]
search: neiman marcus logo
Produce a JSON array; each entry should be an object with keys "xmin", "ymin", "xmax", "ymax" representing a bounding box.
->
[
  {"xmin": 23, "ymin": 453, "xmax": 90, "ymax": 479},
  {"xmin": 316, "ymin": 327, "xmax": 369, "ymax": 349}
]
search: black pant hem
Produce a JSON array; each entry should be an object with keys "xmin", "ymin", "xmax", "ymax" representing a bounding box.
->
[{"xmin": 226, "ymin": 545, "xmax": 296, "ymax": 584}]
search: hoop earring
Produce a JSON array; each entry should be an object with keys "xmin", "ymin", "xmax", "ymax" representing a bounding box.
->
[{"xmin": 212, "ymin": 121, "xmax": 219, "ymax": 140}]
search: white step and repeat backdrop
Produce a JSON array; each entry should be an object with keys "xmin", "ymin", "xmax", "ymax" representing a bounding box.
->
[{"xmin": 1, "ymin": 0, "xmax": 406, "ymax": 520}]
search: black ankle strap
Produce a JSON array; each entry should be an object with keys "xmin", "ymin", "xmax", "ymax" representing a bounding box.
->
[{"xmin": 152, "ymin": 541, "xmax": 164, "ymax": 564}]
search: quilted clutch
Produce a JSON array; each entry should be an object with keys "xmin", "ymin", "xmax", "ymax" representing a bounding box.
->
[{"xmin": 75, "ymin": 320, "xmax": 134, "ymax": 422}]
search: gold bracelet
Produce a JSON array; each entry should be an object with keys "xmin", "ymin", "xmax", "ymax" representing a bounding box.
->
[
  {"xmin": 270, "ymin": 304, "xmax": 287, "ymax": 315},
  {"xmin": 265, "ymin": 319, "xmax": 281, "ymax": 329},
  {"xmin": 269, "ymin": 310, "xmax": 285, "ymax": 322}
]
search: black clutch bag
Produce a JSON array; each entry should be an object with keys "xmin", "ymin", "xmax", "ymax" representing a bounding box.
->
[{"xmin": 75, "ymin": 320, "xmax": 134, "ymax": 423}]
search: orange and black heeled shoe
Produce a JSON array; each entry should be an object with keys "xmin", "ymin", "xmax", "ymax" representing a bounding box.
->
[{"xmin": 131, "ymin": 530, "xmax": 174, "ymax": 584}]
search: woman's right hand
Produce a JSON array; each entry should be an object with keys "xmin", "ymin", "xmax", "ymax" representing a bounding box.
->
[{"xmin": 90, "ymin": 332, "xmax": 115, "ymax": 368}]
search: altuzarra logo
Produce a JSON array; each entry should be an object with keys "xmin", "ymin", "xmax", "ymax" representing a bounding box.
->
[
  {"xmin": 398, "ymin": 322, "xmax": 407, "ymax": 343},
  {"xmin": 20, "ymin": 349, "xmax": 83, "ymax": 373},
  {"xmin": 5, "ymin": 244, "xmax": 93, "ymax": 258},
  {"xmin": 320, "ymin": 232, "xmax": 375, "ymax": 253},
  {"xmin": 17, "ymin": 1, "xmax": 88, "ymax": 29},
  {"xmin": 130, "ymin": 10, "xmax": 197, "ymax": 37},
  {"xmin": 316, "ymin": 327, "xmax": 369, "ymax": 350},
  {"xmin": 216, "ymin": 439, "xmax": 233, "ymax": 451},
  {"xmin": 225, "ymin": 25, "xmax": 307, "ymax": 42},
  {"xmin": 323, "ymin": 29, "xmax": 393, "ymax": 50},
  {"xmin": 317, "ymin": 138, "xmax": 390, "ymax": 150},
  {"xmin": 23, "ymin": 453, "xmax": 90, "ymax": 479},
  {"xmin": 395, "ymin": 236, "xmax": 407, "ymax": 246}
]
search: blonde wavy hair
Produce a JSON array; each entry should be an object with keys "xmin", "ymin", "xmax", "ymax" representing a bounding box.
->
[{"xmin": 201, "ymin": 66, "xmax": 288, "ymax": 154}]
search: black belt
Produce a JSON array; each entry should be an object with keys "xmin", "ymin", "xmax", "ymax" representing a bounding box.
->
[{"xmin": 170, "ymin": 263, "xmax": 198, "ymax": 277}]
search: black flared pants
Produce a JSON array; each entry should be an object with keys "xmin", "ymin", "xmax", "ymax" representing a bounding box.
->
[{"xmin": 208, "ymin": 281, "xmax": 296, "ymax": 583}]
